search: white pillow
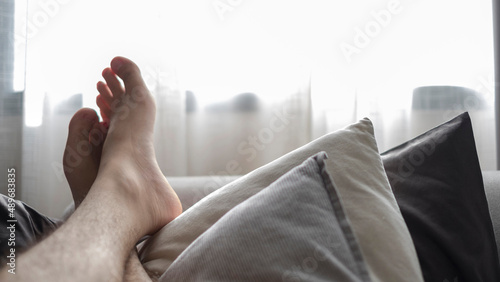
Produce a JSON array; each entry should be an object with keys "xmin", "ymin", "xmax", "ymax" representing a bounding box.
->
[
  {"xmin": 139, "ymin": 118, "xmax": 424, "ymax": 282},
  {"xmin": 161, "ymin": 153, "xmax": 371, "ymax": 281}
]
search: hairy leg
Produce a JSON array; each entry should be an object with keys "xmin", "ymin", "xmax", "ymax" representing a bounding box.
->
[
  {"xmin": 1, "ymin": 57, "xmax": 181, "ymax": 282},
  {"xmin": 63, "ymin": 68, "xmax": 161, "ymax": 281}
]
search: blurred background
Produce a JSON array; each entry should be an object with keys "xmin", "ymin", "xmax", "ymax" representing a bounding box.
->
[{"xmin": 0, "ymin": 0, "xmax": 495, "ymax": 217}]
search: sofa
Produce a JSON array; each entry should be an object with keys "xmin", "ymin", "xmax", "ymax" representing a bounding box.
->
[
  {"xmin": 1, "ymin": 112, "xmax": 499, "ymax": 281},
  {"xmin": 130, "ymin": 112, "xmax": 500, "ymax": 281}
]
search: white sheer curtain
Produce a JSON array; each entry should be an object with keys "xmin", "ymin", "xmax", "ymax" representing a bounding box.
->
[{"xmin": 16, "ymin": 0, "xmax": 495, "ymax": 217}]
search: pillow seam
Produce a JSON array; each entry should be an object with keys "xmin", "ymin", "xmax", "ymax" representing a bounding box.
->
[{"xmin": 315, "ymin": 152, "xmax": 372, "ymax": 282}]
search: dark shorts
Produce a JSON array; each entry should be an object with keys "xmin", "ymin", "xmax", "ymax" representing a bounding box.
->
[{"xmin": 0, "ymin": 194, "xmax": 61, "ymax": 264}]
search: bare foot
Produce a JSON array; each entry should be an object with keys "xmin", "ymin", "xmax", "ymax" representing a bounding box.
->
[
  {"xmin": 64, "ymin": 110, "xmax": 154, "ymax": 282},
  {"xmin": 63, "ymin": 108, "xmax": 107, "ymax": 208},
  {"xmin": 63, "ymin": 91, "xmax": 156, "ymax": 281},
  {"xmin": 93, "ymin": 56, "xmax": 182, "ymax": 236}
]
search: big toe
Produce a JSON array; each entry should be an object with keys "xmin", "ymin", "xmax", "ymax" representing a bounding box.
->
[
  {"xmin": 110, "ymin": 56, "xmax": 148, "ymax": 94},
  {"xmin": 64, "ymin": 108, "xmax": 100, "ymax": 170}
]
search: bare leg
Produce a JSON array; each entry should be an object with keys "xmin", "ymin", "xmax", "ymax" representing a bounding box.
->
[
  {"xmin": 63, "ymin": 91, "xmax": 155, "ymax": 280},
  {"xmin": 0, "ymin": 57, "xmax": 182, "ymax": 281}
]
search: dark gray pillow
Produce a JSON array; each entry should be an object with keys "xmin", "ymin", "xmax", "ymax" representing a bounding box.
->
[
  {"xmin": 161, "ymin": 152, "xmax": 371, "ymax": 281},
  {"xmin": 381, "ymin": 112, "xmax": 500, "ymax": 281}
]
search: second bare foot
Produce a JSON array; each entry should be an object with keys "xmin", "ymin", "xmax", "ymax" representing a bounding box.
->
[{"xmin": 63, "ymin": 108, "xmax": 107, "ymax": 208}]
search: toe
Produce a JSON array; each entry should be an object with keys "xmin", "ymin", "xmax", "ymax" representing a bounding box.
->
[
  {"xmin": 110, "ymin": 56, "xmax": 148, "ymax": 94},
  {"xmin": 102, "ymin": 68, "xmax": 125, "ymax": 98},
  {"xmin": 97, "ymin": 81, "xmax": 114, "ymax": 105},
  {"xmin": 96, "ymin": 95, "xmax": 112, "ymax": 123}
]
